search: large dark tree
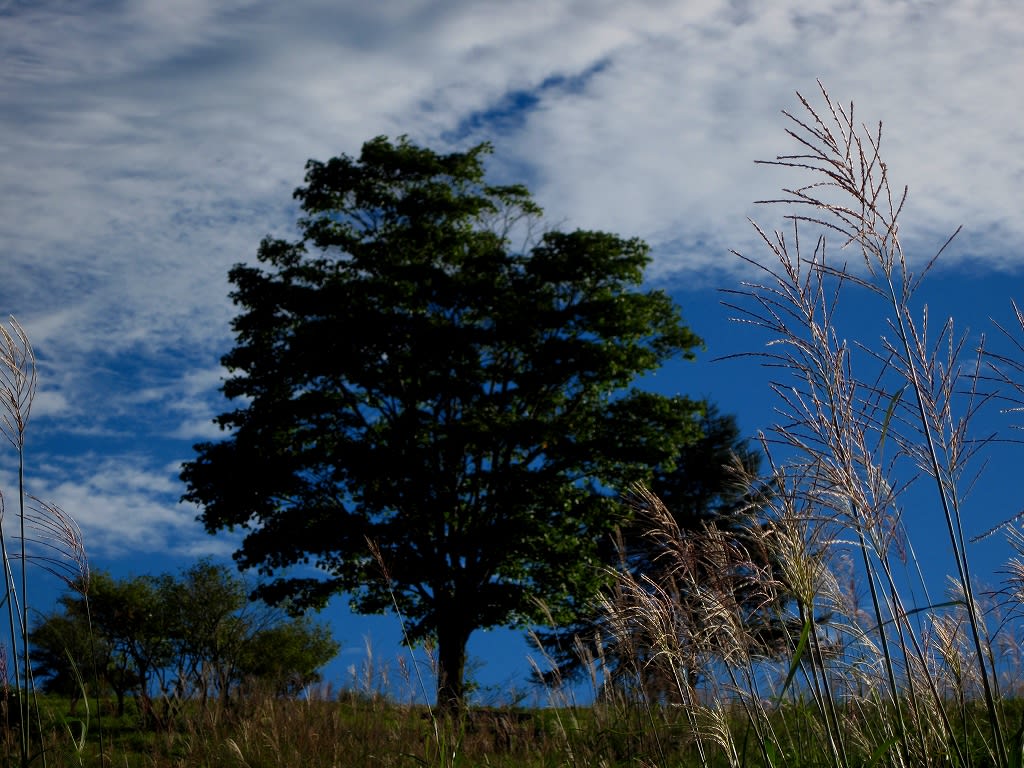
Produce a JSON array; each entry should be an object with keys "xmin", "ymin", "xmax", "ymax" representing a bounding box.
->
[{"xmin": 181, "ymin": 136, "xmax": 705, "ymax": 710}]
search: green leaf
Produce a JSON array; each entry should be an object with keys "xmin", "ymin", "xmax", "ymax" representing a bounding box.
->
[
  {"xmin": 879, "ymin": 385, "xmax": 906, "ymax": 451},
  {"xmin": 777, "ymin": 617, "xmax": 812, "ymax": 702}
]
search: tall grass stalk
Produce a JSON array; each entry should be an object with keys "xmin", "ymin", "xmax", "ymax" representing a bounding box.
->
[
  {"xmin": 0, "ymin": 317, "xmax": 39, "ymax": 766},
  {"xmin": 585, "ymin": 84, "xmax": 1024, "ymax": 768},
  {"xmin": 719, "ymin": 81, "xmax": 1014, "ymax": 767},
  {"xmin": 0, "ymin": 317, "xmax": 90, "ymax": 767}
]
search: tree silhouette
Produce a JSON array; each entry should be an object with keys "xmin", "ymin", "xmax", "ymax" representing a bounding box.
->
[{"xmin": 182, "ymin": 136, "xmax": 705, "ymax": 710}]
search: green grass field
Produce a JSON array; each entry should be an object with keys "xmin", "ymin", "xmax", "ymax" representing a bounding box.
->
[{"xmin": 12, "ymin": 686, "xmax": 1024, "ymax": 767}]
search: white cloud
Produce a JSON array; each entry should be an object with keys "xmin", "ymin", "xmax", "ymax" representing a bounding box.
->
[
  {"xmin": 0, "ymin": 452, "xmax": 217, "ymax": 559},
  {"xmin": 489, "ymin": 0, "xmax": 1023, "ymax": 280},
  {"xmin": 0, "ymin": 0, "xmax": 1021, "ymax": 556},
  {"xmin": 169, "ymin": 417, "xmax": 225, "ymax": 441},
  {"xmin": 5, "ymin": 0, "xmax": 1019, "ymax": 361},
  {"xmin": 30, "ymin": 388, "xmax": 70, "ymax": 419}
]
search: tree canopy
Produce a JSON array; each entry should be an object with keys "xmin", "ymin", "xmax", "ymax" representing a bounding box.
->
[{"xmin": 181, "ymin": 136, "xmax": 705, "ymax": 709}]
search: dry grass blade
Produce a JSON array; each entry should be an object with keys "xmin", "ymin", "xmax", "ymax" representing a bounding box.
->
[
  {"xmin": 0, "ymin": 317, "xmax": 36, "ymax": 450},
  {"xmin": 0, "ymin": 316, "xmax": 96, "ymax": 768},
  {"xmin": 17, "ymin": 497, "xmax": 90, "ymax": 593}
]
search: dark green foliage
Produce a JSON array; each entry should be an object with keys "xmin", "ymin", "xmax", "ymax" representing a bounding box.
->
[
  {"xmin": 30, "ymin": 572, "xmax": 154, "ymax": 718},
  {"xmin": 537, "ymin": 406, "xmax": 791, "ymax": 696},
  {"xmin": 181, "ymin": 136, "xmax": 705, "ymax": 709},
  {"xmin": 648, "ymin": 405, "xmax": 762, "ymax": 537},
  {"xmin": 27, "ymin": 607, "xmax": 112, "ymax": 716},
  {"xmin": 30, "ymin": 563, "xmax": 338, "ymax": 720},
  {"xmin": 235, "ymin": 617, "xmax": 338, "ymax": 697}
]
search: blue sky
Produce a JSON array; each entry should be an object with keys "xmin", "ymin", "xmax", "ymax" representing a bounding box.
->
[{"xmin": 1, "ymin": 0, "xmax": 1023, "ymax": 701}]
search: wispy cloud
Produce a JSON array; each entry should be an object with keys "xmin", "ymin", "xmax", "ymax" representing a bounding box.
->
[{"xmin": 0, "ymin": 452, "xmax": 232, "ymax": 559}]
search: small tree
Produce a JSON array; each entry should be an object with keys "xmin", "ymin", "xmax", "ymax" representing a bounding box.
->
[
  {"xmin": 157, "ymin": 560, "xmax": 250, "ymax": 706},
  {"xmin": 182, "ymin": 136, "xmax": 706, "ymax": 710},
  {"xmin": 84, "ymin": 571, "xmax": 172, "ymax": 721},
  {"xmin": 32, "ymin": 572, "xmax": 158, "ymax": 718},
  {"xmin": 28, "ymin": 609, "xmax": 111, "ymax": 715},
  {"xmin": 236, "ymin": 617, "xmax": 339, "ymax": 696}
]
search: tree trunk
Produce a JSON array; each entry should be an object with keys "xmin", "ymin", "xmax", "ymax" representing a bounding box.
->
[{"xmin": 436, "ymin": 621, "xmax": 471, "ymax": 714}]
